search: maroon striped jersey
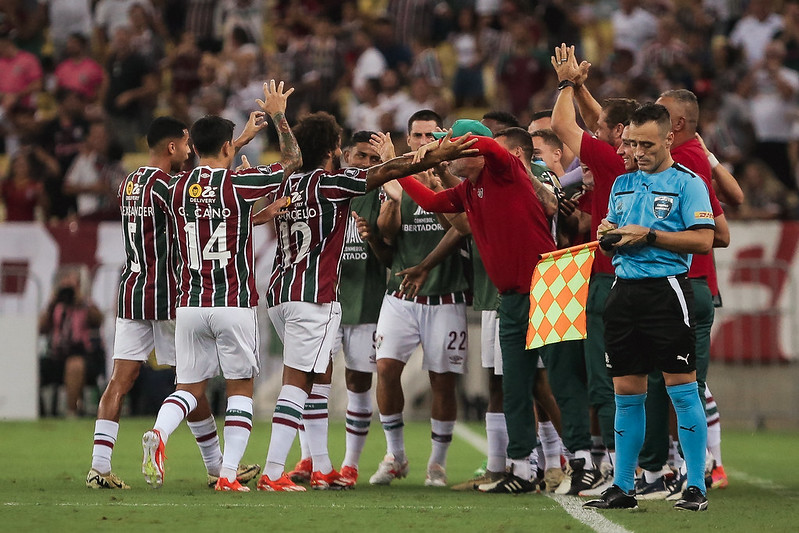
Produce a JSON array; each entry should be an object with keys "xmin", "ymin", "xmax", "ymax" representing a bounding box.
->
[
  {"xmin": 266, "ymin": 167, "xmax": 367, "ymax": 306},
  {"xmin": 117, "ymin": 166, "xmax": 175, "ymax": 320},
  {"xmin": 163, "ymin": 164, "xmax": 285, "ymax": 307}
]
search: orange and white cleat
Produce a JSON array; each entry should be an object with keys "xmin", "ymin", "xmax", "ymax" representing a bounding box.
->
[
  {"xmin": 257, "ymin": 473, "xmax": 307, "ymax": 492},
  {"xmin": 141, "ymin": 429, "xmax": 166, "ymax": 488},
  {"xmin": 215, "ymin": 477, "xmax": 251, "ymax": 492},
  {"xmin": 340, "ymin": 465, "xmax": 359, "ymax": 487},
  {"xmin": 288, "ymin": 457, "xmax": 312, "ymax": 483},
  {"xmin": 311, "ymin": 468, "xmax": 353, "ymax": 490},
  {"xmin": 710, "ymin": 465, "xmax": 728, "ymax": 489}
]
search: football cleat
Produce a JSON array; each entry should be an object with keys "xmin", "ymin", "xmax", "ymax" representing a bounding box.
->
[
  {"xmin": 636, "ymin": 472, "xmax": 672, "ymax": 500},
  {"xmin": 673, "ymin": 486, "xmax": 709, "ymax": 511},
  {"xmin": 566, "ymin": 458, "xmax": 603, "ymax": 495},
  {"xmin": 424, "ymin": 463, "xmax": 447, "ymax": 487},
  {"xmin": 311, "ymin": 468, "xmax": 352, "ymax": 490},
  {"xmin": 369, "ymin": 453, "xmax": 409, "ymax": 485},
  {"xmin": 256, "ymin": 473, "xmax": 307, "ymax": 492},
  {"xmin": 215, "ymin": 477, "xmax": 250, "ymax": 492},
  {"xmin": 86, "ymin": 469, "xmax": 130, "ymax": 489},
  {"xmin": 207, "ymin": 463, "xmax": 262, "ymax": 488},
  {"xmin": 141, "ymin": 429, "xmax": 166, "ymax": 488},
  {"xmin": 477, "ymin": 471, "xmax": 535, "ymax": 494},
  {"xmin": 544, "ymin": 467, "xmax": 565, "ymax": 493},
  {"xmin": 579, "ymin": 462, "xmax": 615, "ymax": 496},
  {"xmin": 288, "ymin": 457, "xmax": 312, "ymax": 483},
  {"xmin": 583, "ymin": 485, "xmax": 638, "ymax": 509},
  {"xmin": 339, "ymin": 465, "xmax": 359, "ymax": 487},
  {"xmin": 710, "ymin": 465, "xmax": 728, "ymax": 489},
  {"xmin": 451, "ymin": 470, "xmax": 505, "ymax": 491}
]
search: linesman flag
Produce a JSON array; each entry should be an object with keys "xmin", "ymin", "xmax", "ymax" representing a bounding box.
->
[{"xmin": 526, "ymin": 241, "xmax": 599, "ymax": 349}]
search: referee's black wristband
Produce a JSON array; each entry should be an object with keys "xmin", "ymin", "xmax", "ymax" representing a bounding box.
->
[{"xmin": 557, "ymin": 79, "xmax": 576, "ymax": 91}]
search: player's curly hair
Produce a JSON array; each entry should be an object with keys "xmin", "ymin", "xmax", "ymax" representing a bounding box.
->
[{"xmin": 293, "ymin": 112, "xmax": 343, "ymax": 171}]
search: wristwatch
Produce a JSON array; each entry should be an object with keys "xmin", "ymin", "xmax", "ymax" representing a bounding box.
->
[
  {"xmin": 557, "ymin": 79, "xmax": 576, "ymax": 91},
  {"xmin": 646, "ymin": 228, "xmax": 657, "ymax": 245}
]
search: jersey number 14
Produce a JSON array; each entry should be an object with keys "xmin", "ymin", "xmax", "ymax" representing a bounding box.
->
[{"xmin": 185, "ymin": 222, "xmax": 231, "ymax": 269}]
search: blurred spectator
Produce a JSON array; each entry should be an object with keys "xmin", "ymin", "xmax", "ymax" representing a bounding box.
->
[
  {"xmin": 729, "ymin": 0, "xmax": 783, "ymax": 67},
  {"xmin": 214, "ymin": 0, "xmax": 264, "ymax": 47},
  {"xmin": 296, "ymin": 16, "xmax": 345, "ymax": 116},
  {"xmin": 183, "ymin": 0, "xmax": 221, "ymax": 52},
  {"xmin": 395, "ymin": 76, "xmax": 443, "ymax": 135},
  {"xmin": 740, "ymin": 40, "xmax": 799, "ymax": 190},
  {"xmin": 39, "ymin": 266, "xmax": 105, "ymax": 417},
  {"xmin": 351, "ymin": 28, "xmax": 387, "ymax": 92},
  {"xmin": 387, "ymin": 0, "xmax": 436, "ymax": 47},
  {"xmin": 373, "ymin": 16, "xmax": 413, "ymax": 75},
  {"xmin": 0, "ymin": 0, "xmax": 47, "ymax": 55},
  {"xmin": 225, "ymin": 45, "xmax": 266, "ymax": 162},
  {"xmin": 161, "ymin": 31, "xmax": 201, "ymax": 124},
  {"xmin": 728, "ymin": 159, "xmax": 799, "ymax": 219},
  {"xmin": 408, "ymin": 36, "xmax": 444, "ymax": 88},
  {"xmin": 0, "ymin": 29, "xmax": 42, "ymax": 113},
  {"xmin": 36, "ymin": 89, "xmax": 88, "ymax": 220},
  {"xmin": 777, "ymin": 0, "xmax": 799, "ymax": 72},
  {"xmin": 41, "ymin": 0, "xmax": 92, "ymax": 58},
  {"xmin": 102, "ymin": 25, "xmax": 159, "ymax": 151},
  {"xmin": 611, "ymin": 0, "xmax": 657, "ymax": 62},
  {"xmin": 450, "ymin": 6, "xmax": 485, "ymax": 108},
  {"xmin": 0, "ymin": 148, "xmax": 51, "ymax": 221},
  {"xmin": 54, "ymin": 33, "xmax": 105, "ymax": 102},
  {"xmin": 377, "ymin": 68, "xmax": 411, "ymax": 134},
  {"xmin": 128, "ymin": 2, "xmax": 165, "ymax": 65},
  {"xmin": 496, "ymin": 17, "xmax": 549, "ymax": 117},
  {"xmin": 636, "ymin": 15, "xmax": 691, "ymax": 82},
  {"xmin": 62, "ymin": 120, "xmax": 126, "ymax": 219},
  {"xmin": 347, "ymin": 77, "xmax": 384, "ymax": 133},
  {"xmin": 94, "ymin": 0, "xmax": 152, "ymax": 48}
]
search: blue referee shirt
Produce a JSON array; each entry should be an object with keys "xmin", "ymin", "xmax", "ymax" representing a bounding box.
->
[{"xmin": 606, "ymin": 163, "xmax": 715, "ymax": 280}]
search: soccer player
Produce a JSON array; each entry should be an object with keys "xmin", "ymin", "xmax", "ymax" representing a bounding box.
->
[
  {"xmin": 285, "ymin": 131, "xmax": 389, "ymax": 488},
  {"xmin": 396, "ymin": 120, "xmax": 558, "ymax": 493},
  {"xmin": 368, "ymin": 110, "xmax": 472, "ymax": 488},
  {"xmin": 256, "ymin": 112, "xmax": 478, "ymax": 492},
  {"xmin": 141, "ymin": 80, "xmax": 300, "ymax": 492},
  {"xmin": 87, "ymin": 116, "xmax": 225, "ymax": 490},
  {"xmin": 583, "ymin": 103, "xmax": 713, "ymax": 512}
]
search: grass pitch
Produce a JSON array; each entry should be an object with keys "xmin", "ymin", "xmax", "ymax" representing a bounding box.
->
[{"xmin": 1, "ymin": 418, "xmax": 797, "ymax": 532}]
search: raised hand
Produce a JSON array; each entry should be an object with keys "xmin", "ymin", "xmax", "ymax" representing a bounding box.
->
[
  {"xmin": 370, "ymin": 132, "xmax": 396, "ymax": 162},
  {"xmin": 352, "ymin": 211, "xmax": 372, "ymax": 241},
  {"xmin": 256, "ymin": 79, "xmax": 294, "ymax": 117},
  {"xmin": 427, "ymin": 130, "xmax": 479, "ymax": 163},
  {"xmin": 396, "ymin": 264, "xmax": 430, "ymax": 299},
  {"xmin": 235, "ymin": 155, "xmax": 252, "ymax": 172}
]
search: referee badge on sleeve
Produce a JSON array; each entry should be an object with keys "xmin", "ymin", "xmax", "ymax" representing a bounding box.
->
[{"xmin": 653, "ymin": 196, "xmax": 673, "ymax": 219}]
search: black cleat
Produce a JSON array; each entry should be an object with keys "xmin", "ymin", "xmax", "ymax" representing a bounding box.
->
[
  {"xmin": 583, "ymin": 485, "xmax": 638, "ymax": 510},
  {"xmin": 566, "ymin": 458, "xmax": 603, "ymax": 495},
  {"xmin": 673, "ymin": 485, "xmax": 709, "ymax": 512},
  {"xmin": 478, "ymin": 471, "xmax": 535, "ymax": 494}
]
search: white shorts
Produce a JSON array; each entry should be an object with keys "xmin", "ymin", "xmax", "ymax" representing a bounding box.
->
[
  {"xmin": 113, "ymin": 318, "xmax": 176, "ymax": 366},
  {"xmin": 333, "ymin": 323, "xmax": 378, "ymax": 373},
  {"xmin": 268, "ymin": 301, "xmax": 341, "ymax": 373},
  {"xmin": 480, "ymin": 310, "xmax": 503, "ymax": 376},
  {"xmin": 375, "ymin": 295, "xmax": 467, "ymax": 374},
  {"xmin": 174, "ymin": 307, "xmax": 260, "ymax": 384}
]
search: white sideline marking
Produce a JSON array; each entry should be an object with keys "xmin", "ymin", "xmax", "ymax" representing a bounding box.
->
[
  {"xmin": 726, "ymin": 468, "xmax": 787, "ymax": 491},
  {"xmin": 453, "ymin": 424, "xmax": 633, "ymax": 533}
]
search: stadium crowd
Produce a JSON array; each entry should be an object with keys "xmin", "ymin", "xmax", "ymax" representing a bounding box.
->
[
  {"xmin": 0, "ymin": 0, "xmax": 797, "ymax": 222},
  {"xmin": 0, "ymin": 0, "xmax": 771, "ymax": 512}
]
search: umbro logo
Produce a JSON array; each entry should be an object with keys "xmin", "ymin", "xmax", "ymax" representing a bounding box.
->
[
  {"xmin": 676, "ymin": 354, "xmax": 690, "ymax": 365},
  {"xmin": 413, "ymin": 205, "xmax": 430, "ymax": 216}
]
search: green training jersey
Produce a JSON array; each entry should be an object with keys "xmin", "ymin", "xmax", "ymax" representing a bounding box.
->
[
  {"xmin": 338, "ymin": 189, "xmax": 387, "ymax": 324},
  {"xmin": 386, "ymin": 193, "xmax": 469, "ymax": 305},
  {"xmin": 471, "ymin": 238, "xmax": 499, "ymax": 311}
]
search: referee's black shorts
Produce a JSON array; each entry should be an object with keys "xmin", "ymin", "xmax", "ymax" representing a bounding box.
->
[{"xmin": 603, "ymin": 274, "xmax": 696, "ymax": 377}]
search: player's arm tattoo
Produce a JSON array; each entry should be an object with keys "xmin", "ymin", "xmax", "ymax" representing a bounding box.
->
[
  {"xmin": 527, "ymin": 168, "xmax": 559, "ymax": 218},
  {"xmin": 272, "ymin": 111, "xmax": 302, "ymax": 174}
]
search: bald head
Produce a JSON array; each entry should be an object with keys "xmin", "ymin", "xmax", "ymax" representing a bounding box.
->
[{"xmin": 656, "ymin": 89, "xmax": 699, "ymax": 140}]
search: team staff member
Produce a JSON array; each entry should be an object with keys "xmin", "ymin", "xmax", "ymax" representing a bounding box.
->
[
  {"xmin": 584, "ymin": 104, "xmax": 713, "ymax": 512},
  {"xmin": 397, "ymin": 120, "xmax": 557, "ymax": 493}
]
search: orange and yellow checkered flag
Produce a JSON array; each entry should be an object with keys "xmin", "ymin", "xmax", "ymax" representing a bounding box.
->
[{"xmin": 526, "ymin": 241, "xmax": 599, "ymax": 349}]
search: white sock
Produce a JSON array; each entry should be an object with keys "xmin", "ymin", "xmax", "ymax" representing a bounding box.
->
[
  {"xmin": 187, "ymin": 416, "xmax": 223, "ymax": 477},
  {"xmin": 265, "ymin": 385, "xmax": 307, "ymax": 481},
  {"xmin": 428, "ymin": 418, "xmax": 454, "ymax": 469},
  {"xmin": 304, "ymin": 384, "xmax": 332, "ymax": 474},
  {"xmin": 538, "ymin": 420, "xmax": 561, "ymax": 471},
  {"xmin": 379, "ymin": 412, "xmax": 405, "ymax": 462},
  {"xmin": 154, "ymin": 391, "xmax": 198, "ymax": 444},
  {"xmin": 591, "ymin": 435, "xmax": 608, "ymax": 467},
  {"xmin": 511, "ymin": 458, "xmax": 531, "ymax": 481},
  {"xmin": 343, "ymin": 390, "xmax": 372, "ymax": 469},
  {"xmin": 705, "ymin": 386, "xmax": 722, "ymax": 466},
  {"xmin": 485, "ymin": 412, "xmax": 508, "ymax": 473},
  {"xmin": 91, "ymin": 419, "xmax": 119, "ymax": 474},
  {"xmin": 297, "ymin": 424, "xmax": 310, "ymax": 460},
  {"xmin": 574, "ymin": 448, "xmax": 592, "ymax": 466},
  {"xmin": 669, "ymin": 436, "xmax": 684, "ymax": 470},
  {"xmin": 221, "ymin": 395, "xmax": 253, "ymax": 482}
]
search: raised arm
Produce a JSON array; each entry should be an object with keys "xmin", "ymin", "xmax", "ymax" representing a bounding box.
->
[
  {"xmin": 551, "ymin": 44, "xmax": 592, "ymax": 159},
  {"xmin": 396, "ymin": 226, "xmax": 466, "ymax": 298},
  {"xmin": 256, "ymin": 80, "xmax": 302, "ymax": 175},
  {"xmin": 696, "ymin": 133, "xmax": 745, "ymax": 207}
]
